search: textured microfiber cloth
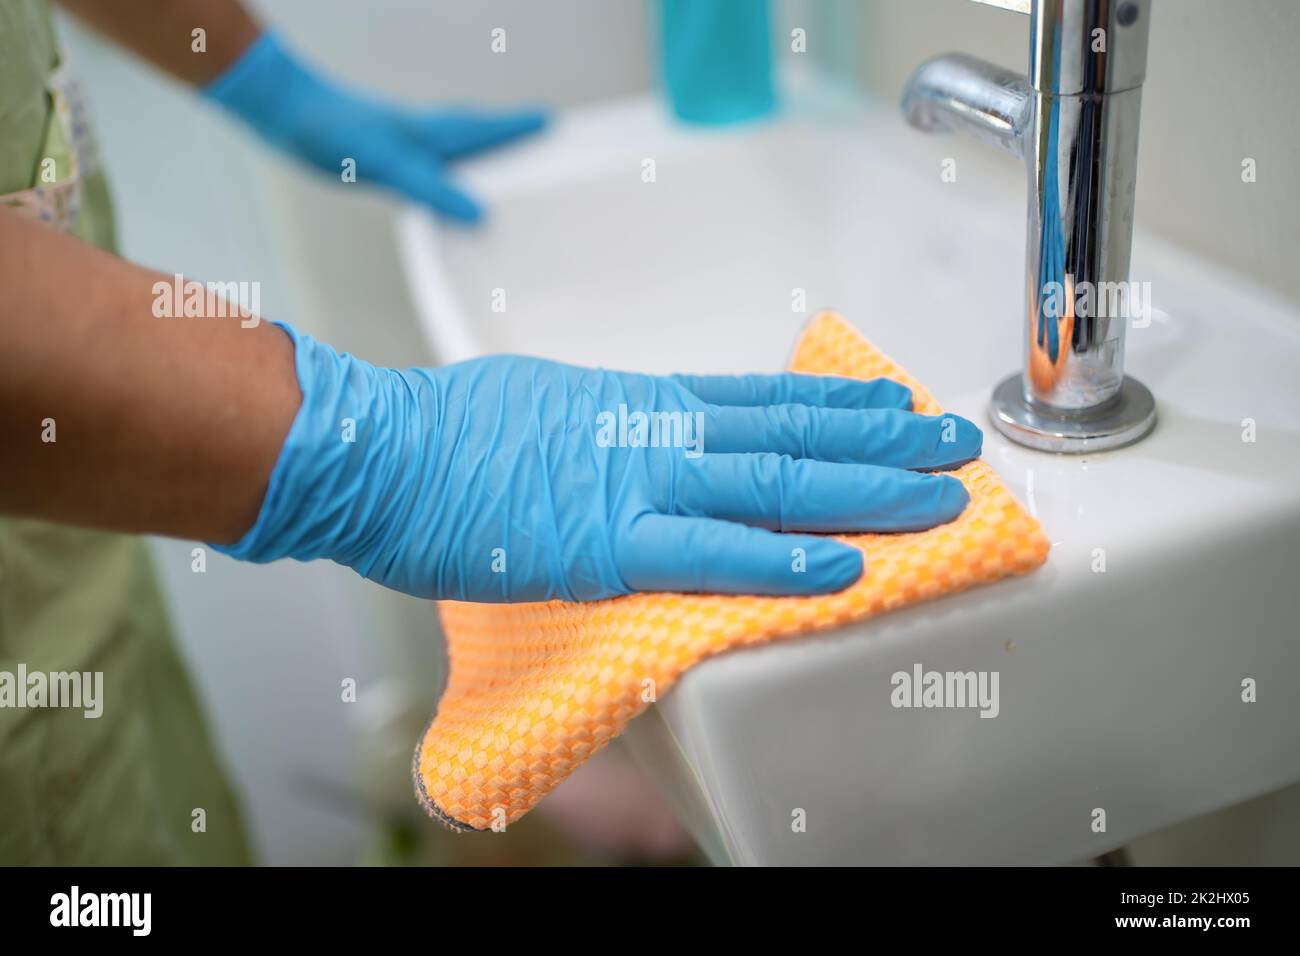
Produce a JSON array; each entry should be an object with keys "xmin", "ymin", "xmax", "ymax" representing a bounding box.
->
[{"xmin": 414, "ymin": 312, "xmax": 1050, "ymax": 831}]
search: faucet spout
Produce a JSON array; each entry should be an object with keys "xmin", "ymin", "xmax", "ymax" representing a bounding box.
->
[{"xmin": 901, "ymin": 53, "xmax": 1030, "ymax": 159}]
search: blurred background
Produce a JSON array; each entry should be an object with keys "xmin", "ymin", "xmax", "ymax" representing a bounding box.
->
[{"xmin": 57, "ymin": 0, "xmax": 1300, "ymax": 865}]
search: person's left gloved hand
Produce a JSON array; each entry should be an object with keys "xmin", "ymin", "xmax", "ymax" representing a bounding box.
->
[{"xmin": 203, "ymin": 31, "xmax": 546, "ymax": 222}]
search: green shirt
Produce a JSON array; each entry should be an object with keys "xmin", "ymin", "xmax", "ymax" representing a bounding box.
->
[{"xmin": 0, "ymin": 0, "xmax": 251, "ymax": 865}]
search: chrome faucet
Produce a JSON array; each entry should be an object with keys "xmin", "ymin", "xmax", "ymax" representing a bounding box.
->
[{"xmin": 902, "ymin": 0, "xmax": 1156, "ymax": 452}]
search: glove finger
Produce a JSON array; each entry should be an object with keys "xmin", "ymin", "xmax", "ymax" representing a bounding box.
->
[
  {"xmin": 670, "ymin": 372, "xmax": 912, "ymax": 410},
  {"xmin": 670, "ymin": 454, "xmax": 969, "ymax": 532},
  {"xmin": 616, "ymin": 513, "xmax": 862, "ymax": 596},
  {"xmin": 381, "ymin": 155, "xmax": 483, "ymax": 222},
  {"xmin": 409, "ymin": 109, "xmax": 548, "ymax": 160},
  {"xmin": 703, "ymin": 405, "xmax": 983, "ymax": 470}
]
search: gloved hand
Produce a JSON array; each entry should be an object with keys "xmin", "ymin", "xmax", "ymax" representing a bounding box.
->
[
  {"xmin": 203, "ymin": 31, "xmax": 546, "ymax": 222},
  {"xmin": 215, "ymin": 325, "xmax": 983, "ymax": 601}
]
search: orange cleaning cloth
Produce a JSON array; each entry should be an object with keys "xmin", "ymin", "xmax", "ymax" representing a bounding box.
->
[{"xmin": 414, "ymin": 312, "xmax": 1050, "ymax": 831}]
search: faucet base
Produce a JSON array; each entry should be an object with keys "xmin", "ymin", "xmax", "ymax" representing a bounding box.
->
[{"xmin": 989, "ymin": 374, "xmax": 1156, "ymax": 454}]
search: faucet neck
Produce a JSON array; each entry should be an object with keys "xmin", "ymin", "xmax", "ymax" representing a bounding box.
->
[{"xmin": 1030, "ymin": 0, "xmax": 1150, "ymax": 95}]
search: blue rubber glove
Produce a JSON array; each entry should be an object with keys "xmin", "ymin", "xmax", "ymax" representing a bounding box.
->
[
  {"xmin": 215, "ymin": 325, "xmax": 983, "ymax": 601},
  {"xmin": 203, "ymin": 31, "xmax": 547, "ymax": 222}
]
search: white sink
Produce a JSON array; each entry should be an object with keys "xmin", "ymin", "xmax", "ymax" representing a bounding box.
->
[{"xmin": 396, "ymin": 85, "xmax": 1300, "ymax": 865}]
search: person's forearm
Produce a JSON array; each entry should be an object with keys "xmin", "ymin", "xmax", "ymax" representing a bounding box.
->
[
  {"xmin": 54, "ymin": 0, "xmax": 261, "ymax": 85},
  {"xmin": 0, "ymin": 209, "xmax": 299, "ymax": 543}
]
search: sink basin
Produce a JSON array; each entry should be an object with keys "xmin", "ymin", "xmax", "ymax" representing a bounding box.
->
[{"xmin": 396, "ymin": 85, "xmax": 1300, "ymax": 865}]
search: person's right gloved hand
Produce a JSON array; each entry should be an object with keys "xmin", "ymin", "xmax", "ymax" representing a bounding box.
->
[{"xmin": 215, "ymin": 324, "xmax": 982, "ymax": 601}]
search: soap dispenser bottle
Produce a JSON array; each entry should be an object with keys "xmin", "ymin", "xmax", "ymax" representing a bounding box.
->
[{"xmin": 657, "ymin": 0, "xmax": 776, "ymax": 125}]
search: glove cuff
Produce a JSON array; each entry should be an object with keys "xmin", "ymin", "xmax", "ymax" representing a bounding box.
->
[
  {"xmin": 202, "ymin": 30, "xmax": 332, "ymax": 149},
  {"xmin": 212, "ymin": 322, "xmax": 383, "ymax": 567}
]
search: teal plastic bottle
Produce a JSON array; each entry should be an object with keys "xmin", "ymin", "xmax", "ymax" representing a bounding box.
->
[{"xmin": 658, "ymin": 0, "xmax": 776, "ymax": 125}]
